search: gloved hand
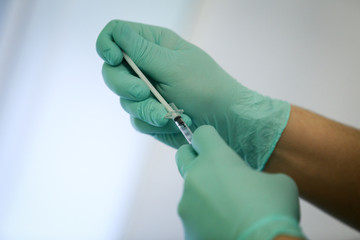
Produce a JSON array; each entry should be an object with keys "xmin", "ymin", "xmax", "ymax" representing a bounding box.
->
[
  {"xmin": 96, "ymin": 20, "xmax": 290, "ymax": 170},
  {"xmin": 176, "ymin": 125, "xmax": 305, "ymax": 240}
]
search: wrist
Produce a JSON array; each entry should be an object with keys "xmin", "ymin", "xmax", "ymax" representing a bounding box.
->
[
  {"xmin": 275, "ymin": 236, "xmax": 305, "ymax": 240},
  {"xmin": 237, "ymin": 215, "xmax": 306, "ymax": 240},
  {"xmin": 229, "ymin": 89, "xmax": 290, "ymax": 170}
]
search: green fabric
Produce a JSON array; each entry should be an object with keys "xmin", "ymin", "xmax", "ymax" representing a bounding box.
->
[
  {"xmin": 96, "ymin": 20, "xmax": 290, "ymax": 170},
  {"xmin": 176, "ymin": 125, "xmax": 305, "ymax": 240}
]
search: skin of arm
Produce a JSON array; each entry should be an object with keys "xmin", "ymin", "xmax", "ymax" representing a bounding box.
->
[
  {"xmin": 275, "ymin": 236, "xmax": 304, "ymax": 240},
  {"xmin": 265, "ymin": 105, "xmax": 360, "ymax": 230}
]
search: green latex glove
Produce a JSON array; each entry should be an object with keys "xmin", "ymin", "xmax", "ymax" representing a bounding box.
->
[
  {"xmin": 176, "ymin": 125, "xmax": 305, "ymax": 240},
  {"xmin": 96, "ymin": 20, "xmax": 290, "ymax": 170}
]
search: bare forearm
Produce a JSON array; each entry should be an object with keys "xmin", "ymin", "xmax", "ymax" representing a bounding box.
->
[
  {"xmin": 275, "ymin": 236, "xmax": 304, "ymax": 240},
  {"xmin": 265, "ymin": 106, "xmax": 360, "ymax": 230}
]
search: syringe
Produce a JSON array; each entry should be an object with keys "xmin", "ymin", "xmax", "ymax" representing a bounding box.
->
[{"xmin": 122, "ymin": 51, "xmax": 193, "ymax": 144}]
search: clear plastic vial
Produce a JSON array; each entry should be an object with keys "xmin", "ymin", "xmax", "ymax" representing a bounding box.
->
[{"xmin": 174, "ymin": 116, "xmax": 193, "ymax": 144}]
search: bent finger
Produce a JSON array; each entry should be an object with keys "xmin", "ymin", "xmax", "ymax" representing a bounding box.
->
[
  {"xmin": 96, "ymin": 20, "xmax": 123, "ymax": 65},
  {"xmin": 102, "ymin": 63, "xmax": 150, "ymax": 100},
  {"xmin": 120, "ymin": 97, "xmax": 168, "ymax": 127},
  {"xmin": 131, "ymin": 115, "xmax": 192, "ymax": 134}
]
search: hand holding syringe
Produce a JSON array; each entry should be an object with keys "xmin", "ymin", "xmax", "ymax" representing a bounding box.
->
[
  {"xmin": 97, "ymin": 20, "xmax": 290, "ymax": 170},
  {"xmin": 122, "ymin": 51, "xmax": 193, "ymax": 144}
]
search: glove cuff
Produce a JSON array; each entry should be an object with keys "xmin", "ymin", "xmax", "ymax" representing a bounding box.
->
[
  {"xmin": 229, "ymin": 93, "xmax": 291, "ymax": 170},
  {"xmin": 237, "ymin": 215, "xmax": 306, "ymax": 240}
]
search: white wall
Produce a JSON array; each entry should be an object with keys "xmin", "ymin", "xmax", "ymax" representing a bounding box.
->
[
  {"xmin": 0, "ymin": 1, "xmax": 359, "ymax": 240},
  {"xmin": 125, "ymin": 1, "xmax": 360, "ymax": 240},
  {"xmin": 0, "ymin": 0, "xmax": 194, "ymax": 239}
]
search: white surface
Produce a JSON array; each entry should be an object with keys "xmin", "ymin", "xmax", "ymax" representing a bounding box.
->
[
  {"xmin": 123, "ymin": 1, "xmax": 360, "ymax": 240},
  {"xmin": 0, "ymin": 0, "xmax": 192, "ymax": 239}
]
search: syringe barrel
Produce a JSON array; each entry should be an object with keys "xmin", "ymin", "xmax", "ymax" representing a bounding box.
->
[{"xmin": 174, "ymin": 116, "xmax": 193, "ymax": 144}]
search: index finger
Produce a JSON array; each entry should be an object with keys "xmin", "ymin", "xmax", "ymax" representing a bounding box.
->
[{"xmin": 96, "ymin": 20, "xmax": 123, "ymax": 65}]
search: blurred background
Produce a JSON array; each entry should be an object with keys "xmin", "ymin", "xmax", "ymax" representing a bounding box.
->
[{"xmin": 0, "ymin": 0, "xmax": 359, "ymax": 239}]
